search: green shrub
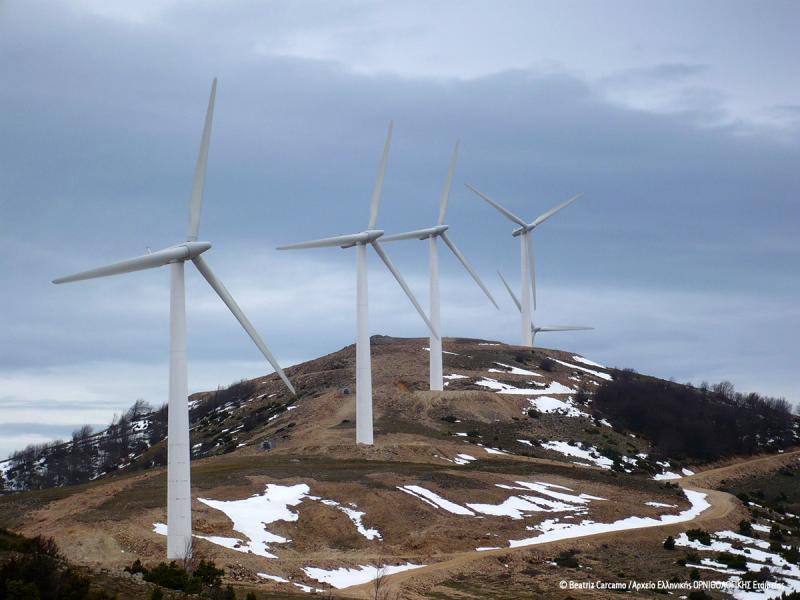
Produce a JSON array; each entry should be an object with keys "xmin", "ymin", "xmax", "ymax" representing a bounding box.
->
[
  {"xmin": 194, "ymin": 560, "xmax": 224, "ymax": 587},
  {"xmin": 716, "ymin": 552, "xmax": 747, "ymax": 570},
  {"xmin": 738, "ymin": 520, "xmax": 752, "ymax": 535},
  {"xmin": 539, "ymin": 358, "xmax": 556, "ymax": 372},
  {"xmin": 686, "ymin": 529, "xmax": 711, "ymax": 545},
  {"xmin": 663, "ymin": 536, "xmax": 675, "ymax": 550}
]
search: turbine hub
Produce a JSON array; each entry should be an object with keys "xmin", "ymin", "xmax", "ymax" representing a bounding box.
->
[
  {"xmin": 511, "ymin": 224, "xmax": 534, "ymax": 237},
  {"xmin": 361, "ymin": 229, "xmax": 384, "ymax": 243},
  {"xmin": 177, "ymin": 241, "xmax": 212, "ymax": 259}
]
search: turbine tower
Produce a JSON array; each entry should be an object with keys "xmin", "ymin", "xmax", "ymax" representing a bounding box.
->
[
  {"xmin": 277, "ymin": 122, "xmax": 438, "ymax": 445},
  {"xmin": 466, "ymin": 184, "xmax": 583, "ymax": 347},
  {"xmin": 497, "ymin": 271, "xmax": 593, "ymax": 345},
  {"xmin": 53, "ymin": 79, "xmax": 295, "ymax": 559},
  {"xmin": 382, "ymin": 142, "xmax": 498, "ymax": 390}
]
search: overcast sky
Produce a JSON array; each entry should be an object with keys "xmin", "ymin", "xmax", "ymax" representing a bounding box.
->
[{"xmin": 1, "ymin": 1, "xmax": 798, "ymax": 459}]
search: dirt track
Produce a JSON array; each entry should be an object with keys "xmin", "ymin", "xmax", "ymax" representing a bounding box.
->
[{"xmin": 338, "ymin": 449, "xmax": 799, "ymax": 598}]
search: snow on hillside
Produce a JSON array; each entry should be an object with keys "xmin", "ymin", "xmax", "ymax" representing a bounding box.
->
[
  {"xmin": 475, "ymin": 378, "xmax": 577, "ymax": 395},
  {"xmin": 394, "ymin": 479, "xmax": 710, "ymax": 551},
  {"xmin": 154, "ymin": 483, "xmax": 383, "ymax": 559},
  {"xmin": 507, "ymin": 489, "xmax": 709, "ymax": 547},
  {"xmin": 303, "ymin": 563, "xmax": 424, "ymax": 589},
  {"xmin": 673, "ymin": 525, "xmax": 800, "ymax": 599}
]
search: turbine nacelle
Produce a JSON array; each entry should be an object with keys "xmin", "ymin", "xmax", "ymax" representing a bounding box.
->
[
  {"xmin": 340, "ymin": 229, "xmax": 385, "ymax": 248},
  {"xmin": 178, "ymin": 240, "xmax": 213, "ymax": 259},
  {"xmin": 511, "ymin": 224, "xmax": 535, "ymax": 237}
]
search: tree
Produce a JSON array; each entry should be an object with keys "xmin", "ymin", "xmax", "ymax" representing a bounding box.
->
[{"xmin": 126, "ymin": 399, "xmax": 152, "ymax": 421}]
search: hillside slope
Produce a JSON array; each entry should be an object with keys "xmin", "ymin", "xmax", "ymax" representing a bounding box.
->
[{"xmin": 1, "ymin": 337, "xmax": 797, "ymax": 598}]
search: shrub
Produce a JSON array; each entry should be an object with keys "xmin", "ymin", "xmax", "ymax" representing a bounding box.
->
[
  {"xmin": 143, "ymin": 561, "xmax": 199, "ymax": 593},
  {"xmin": 539, "ymin": 358, "xmax": 556, "ymax": 372},
  {"xmin": 770, "ymin": 524, "xmax": 785, "ymax": 541},
  {"xmin": 4, "ymin": 580, "xmax": 40, "ymax": 600},
  {"xmin": 738, "ymin": 520, "xmax": 753, "ymax": 535},
  {"xmin": 689, "ymin": 568, "xmax": 700, "ymax": 581},
  {"xmin": 194, "ymin": 560, "xmax": 224, "ymax": 587},
  {"xmin": 663, "ymin": 536, "xmax": 675, "ymax": 550},
  {"xmin": 150, "ymin": 589, "xmax": 164, "ymax": 600},
  {"xmin": 686, "ymin": 529, "xmax": 711, "ymax": 546},
  {"xmin": 554, "ymin": 549, "xmax": 579, "ymax": 568},
  {"xmin": 717, "ymin": 552, "xmax": 747, "ymax": 570}
]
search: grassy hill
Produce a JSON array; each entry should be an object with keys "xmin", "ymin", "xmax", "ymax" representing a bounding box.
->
[{"xmin": 0, "ymin": 337, "xmax": 797, "ymax": 599}]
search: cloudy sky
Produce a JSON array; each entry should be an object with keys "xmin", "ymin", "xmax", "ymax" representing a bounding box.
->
[{"xmin": 1, "ymin": 1, "xmax": 798, "ymax": 459}]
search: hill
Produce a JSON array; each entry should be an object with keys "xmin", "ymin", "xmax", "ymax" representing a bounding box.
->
[{"xmin": 1, "ymin": 337, "xmax": 798, "ymax": 599}]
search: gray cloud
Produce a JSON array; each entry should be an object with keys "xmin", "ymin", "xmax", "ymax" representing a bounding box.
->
[{"xmin": 1, "ymin": 0, "xmax": 798, "ymax": 457}]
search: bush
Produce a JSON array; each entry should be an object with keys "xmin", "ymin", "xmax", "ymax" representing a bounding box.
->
[
  {"xmin": 135, "ymin": 559, "xmax": 225, "ymax": 594},
  {"xmin": 717, "ymin": 552, "xmax": 748, "ymax": 570},
  {"xmin": 4, "ymin": 580, "xmax": 40, "ymax": 600},
  {"xmin": 554, "ymin": 549, "xmax": 580, "ymax": 568},
  {"xmin": 686, "ymin": 529, "xmax": 711, "ymax": 546},
  {"xmin": 689, "ymin": 568, "xmax": 700, "ymax": 581},
  {"xmin": 539, "ymin": 358, "xmax": 556, "ymax": 372},
  {"xmin": 738, "ymin": 520, "xmax": 753, "ymax": 535},
  {"xmin": 143, "ymin": 562, "xmax": 200, "ymax": 593},
  {"xmin": 150, "ymin": 589, "xmax": 164, "ymax": 600},
  {"xmin": 194, "ymin": 560, "xmax": 224, "ymax": 587},
  {"xmin": 770, "ymin": 524, "xmax": 785, "ymax": 541},
  {"xmin": 663, "ymin": 536, "xmax": 675, "ymax": 550}
]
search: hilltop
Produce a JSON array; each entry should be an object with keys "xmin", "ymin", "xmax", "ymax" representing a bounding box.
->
[{"xmin": 1, "ymin": 337, "xmax": 798, "ymax": 599}]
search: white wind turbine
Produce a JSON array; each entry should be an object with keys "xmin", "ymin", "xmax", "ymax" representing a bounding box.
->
[
  {"xmin": 277, "ymin": 121, "xmax": 438, "ymax": 445},
  {"xmin": 466, "ymin": 184, "xmax": 583, "ymax": 347},
  {"xmin": 382, "ymin": 142, "xmax": 498, "ymax": 391},
  {"xmin": 497, "ymin": 271, "xmax": 593, "ymax": 345},
  {"xmin": 53, "ymin": 79, "xmax": 295, "ymax": 559}
]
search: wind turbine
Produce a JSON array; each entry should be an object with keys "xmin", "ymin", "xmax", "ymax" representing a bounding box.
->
[
  {"xmin": 466, "ymin": 184, "xmax": 583, "ymax": 347},
  {"xmin": 53, "ymin": 79, "xmax": 295, "ymax": 559},
  {"xmin": 497, "ymin": 271, "xmax": 592, "ymax": 345},
  {"xmin": 277, "ymin": 121, "xmax": 438, "ymax": 445},
  {"xmin": 382, "ymin": 142, "xmax": 498, "ymax": 391}
]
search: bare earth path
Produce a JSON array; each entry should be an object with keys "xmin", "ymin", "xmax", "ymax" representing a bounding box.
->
[{"xmin": 339, "ymin": 449, "xmax": 800, "ymax": 598}]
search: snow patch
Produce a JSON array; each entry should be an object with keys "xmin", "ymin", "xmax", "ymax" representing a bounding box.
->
[
  {"xmin": 302, "ymin": 563, "xmax": 424, "ymax": 589},
  {"xmin": 476, "ymin": 378, "xmax": 576, "ymax": 395},
  {"xmin": 528, "ymin": 396, "xmax": 590, "ymax": 418},
  {"xmin": 489, "ymin": 362, "xmax": 541, "ymax": 376},
  {"xmin": 539, "ymin": 441, "xmax": 614, "ymax": 469}
]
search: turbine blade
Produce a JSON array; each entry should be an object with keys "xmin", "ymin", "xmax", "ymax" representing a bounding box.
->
[
  {"xmin": 52, "ymin": 246, "xmax": 188, "ymax": 284},
  {"xmin": 530, "ymin": 193, "xmax": 583, "ymax": 228},
  {"xmin": 277, "ymin": 232, "xmax": 366, "ymax": 250},
  {"xmin": 191, "ymin": 256, "xmax": 296, "ymax": 395},
  {"xmin": 536, "ymin": 326, "xmax": 594, "ymax": 332},
  {"xmin": 465, "ymin": 184, "xmax": 526, "ymax": 227},
  {"xmin": 526, "ymin": 233, "xmax": 537, "ymax": 309},
  {"xmin": 368, "ymin": 121, "xmax": 393, "ymax": 229},
  {"xmin": 497, "ymin": 270, "xmax": 522, "ymax": 312},
  {"xmin": 187, "ymin": 78, "xmax": 217, "ymax": 242},
  {"xmin": 370, "ymin": 240, "xmax": 439, "ymax": 339},
  {"xmin": 381, "ymin": 226, "xmax": 439, "ymax": 242},
  {"xmin": 440, "ymin": 231, "xmax": 498, "ymax": 309},
  {"xmin": 438, "ymin": 141, "xmax": 459, "ymax": 225}
]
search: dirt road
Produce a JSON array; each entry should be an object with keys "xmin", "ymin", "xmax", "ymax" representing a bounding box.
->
[{"xmin": 339, "ymin": 449, "xmax": 799, "ymax": 598}]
